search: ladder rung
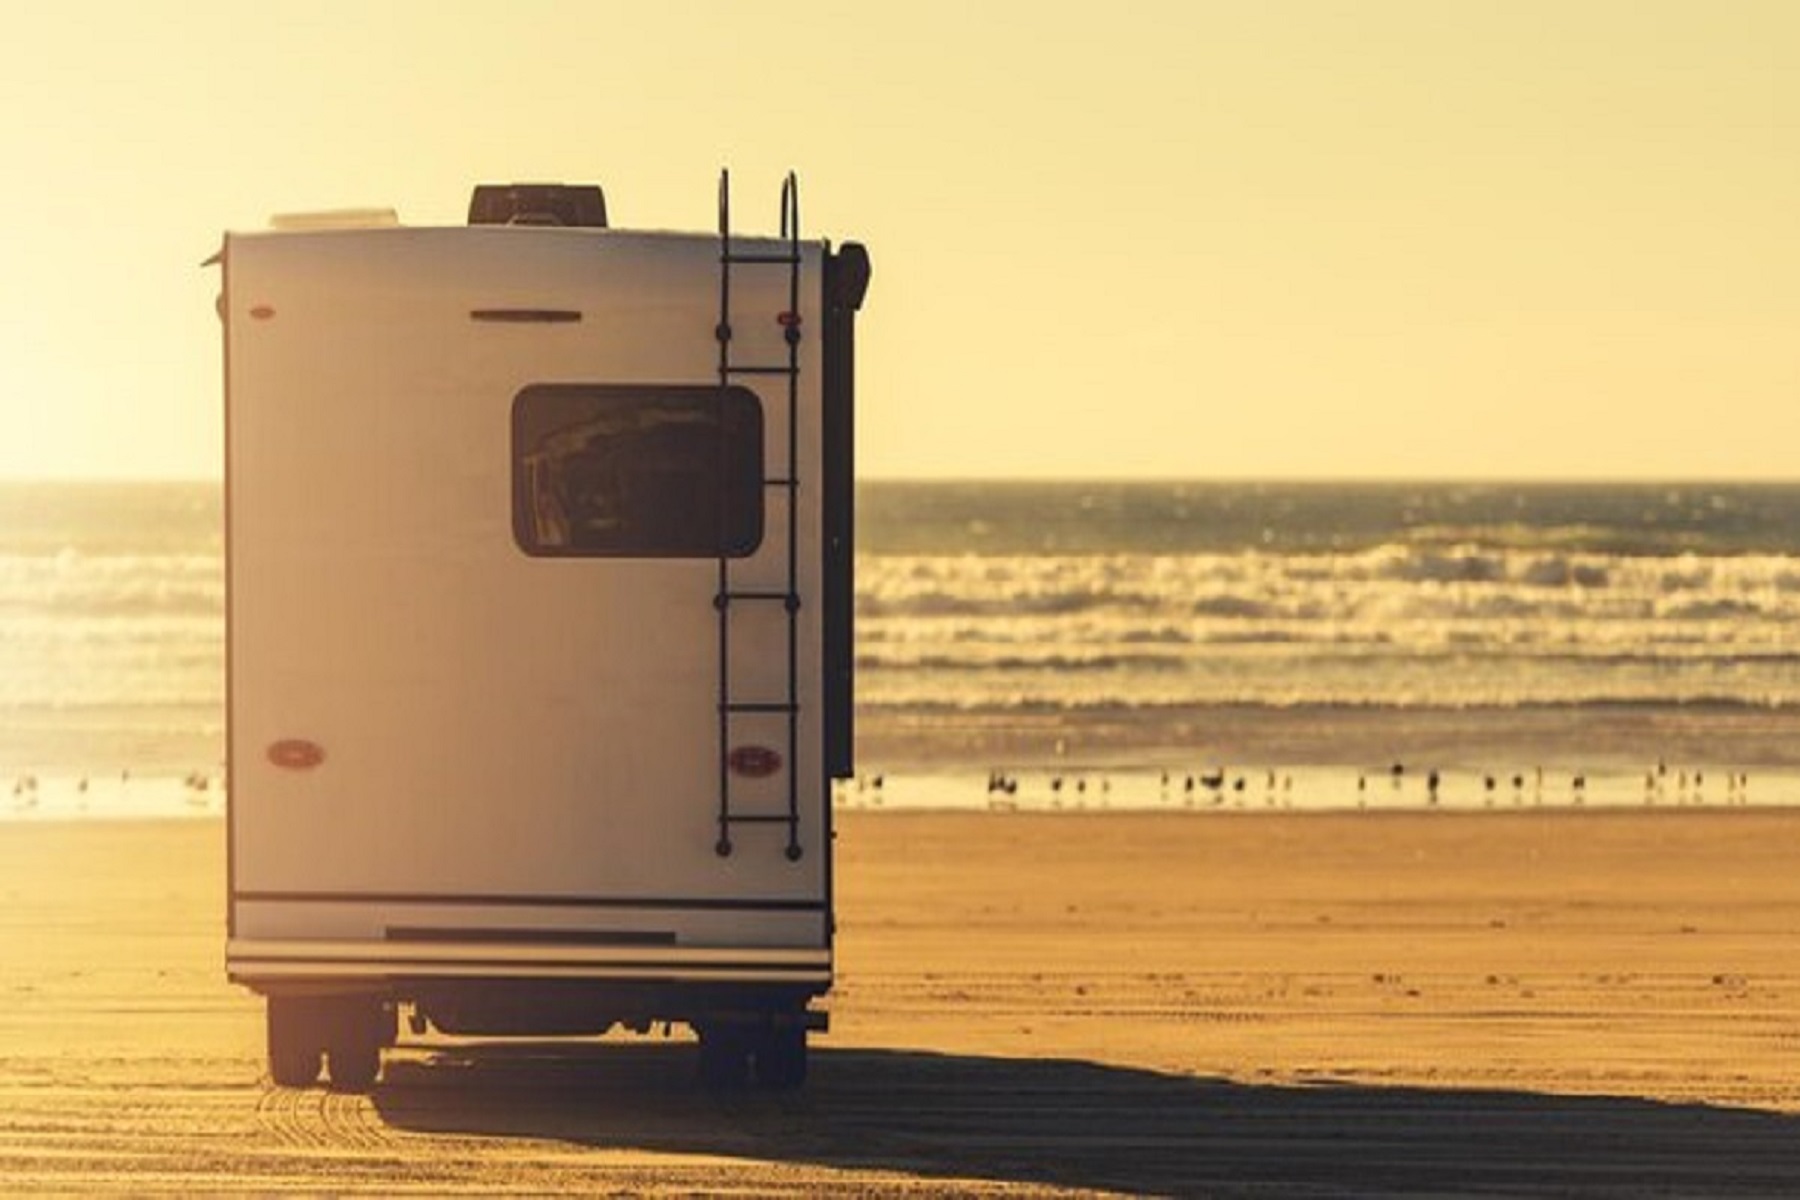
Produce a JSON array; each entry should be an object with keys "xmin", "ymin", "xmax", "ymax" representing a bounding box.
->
[
  {"xmin": 722, "ymin": 365, "xmax": 797, "ymax": 376},
  {"xmin": 722, "ymin": 252, "xmax": 800, "ymax": 265},
  {"xmin": 764, "ymin": 477, "xmax": 797, "ymax": 488},
  {"xmin": 716, "ymin": 589, "xmax": 801, "ymax": 614},
  {"xmin": 721, "ymin": 814, "xmax": 795, "ymax": 825},
  {"xmin": 722, "ymin": 702, "xmax": 799, "ymax": 714}
]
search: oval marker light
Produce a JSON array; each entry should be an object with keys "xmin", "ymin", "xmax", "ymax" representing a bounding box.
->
[
  {"xmin": 267, "ymin": 739, "xmax": 325, "ymax": 770},
  {"xmin": 728, "ymin": 745, "xmax": 783, "ymax": 778},
  {"xmin": 250, "ymin": 304, "xmax": 276, "ymax": 320}
]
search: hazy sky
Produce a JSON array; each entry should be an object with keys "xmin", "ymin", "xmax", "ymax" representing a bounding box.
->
[{"xmin": 0, "ymin": 1, "xmax": 1794, "ymax": 480}]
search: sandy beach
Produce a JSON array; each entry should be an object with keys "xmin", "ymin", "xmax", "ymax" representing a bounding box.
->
[{"xmin": 2, "ymin": 809, "xmax": 1799, "ymax": 1194}]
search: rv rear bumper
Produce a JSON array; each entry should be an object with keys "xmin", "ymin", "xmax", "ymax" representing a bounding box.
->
[
  {"xmin": 231, "ymin": 939, "xmax": 830, "ymax": 1037},
  {"xmin": 227, "ymin": 938, "xmax": 831, "ymax": 988}
]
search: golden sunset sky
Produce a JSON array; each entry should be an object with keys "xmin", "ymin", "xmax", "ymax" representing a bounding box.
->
[{"xmin": 0, "ymin": 1, "xmax": 1794, "ymax": 480}]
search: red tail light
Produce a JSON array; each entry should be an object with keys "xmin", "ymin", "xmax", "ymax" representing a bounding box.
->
[
  {"xmin": 267, "ymin": 739, "xmax": 325, "ymax": 770},
  {"xmin": 727, "ymin": 745, "xmax": 782, "ymax": 778}
]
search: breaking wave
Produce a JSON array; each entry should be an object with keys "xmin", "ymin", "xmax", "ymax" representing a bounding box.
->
[{"xmin": 857, "ymin": 546, "xmax": 1800, "ymax": 712}]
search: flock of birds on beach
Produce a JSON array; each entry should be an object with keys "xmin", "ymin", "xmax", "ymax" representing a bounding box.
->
[
  {"xmin": 5, "ymin": 761, "xmax": 1765, "ymax": 816},
  {"xmin": 838, "ymin": 759, "xmax": 1758, "ymax": 812},
  {"xmin": 1330, "ymin": 759, "xmax": 1757, "ymax": 810},
  {"xmin": 7, "ymin": 768, "xmax": 220, "ymax": 815}
]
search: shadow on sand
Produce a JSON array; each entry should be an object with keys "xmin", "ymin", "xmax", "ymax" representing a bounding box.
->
[{"xmin": 371, "ymin": 1041, "xmax": 1800, "ymax": 1195}]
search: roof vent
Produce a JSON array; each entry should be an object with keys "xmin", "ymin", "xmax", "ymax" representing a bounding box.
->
[{"xmin": 468, "ymin": 184, "xmax": 608, "ymax": 228}]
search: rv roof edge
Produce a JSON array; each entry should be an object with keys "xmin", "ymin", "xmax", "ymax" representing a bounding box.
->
[{"xmin": 267, "ymin": 208, "xmax": 401, "ymax": 232}]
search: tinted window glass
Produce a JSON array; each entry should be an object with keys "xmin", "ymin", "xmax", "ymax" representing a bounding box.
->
[{"xmin": 512, "ymin": 384, "xmax": 764, "ymax": 557}]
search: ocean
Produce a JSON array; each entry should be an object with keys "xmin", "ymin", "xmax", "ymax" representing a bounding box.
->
[
  {"xmin": 6, "ymin": 479, "xmax": 1800, "ymax": 816},
  {"xmin": 858, "ymin": 481, "xmax": 1800, "ymax": 713}
]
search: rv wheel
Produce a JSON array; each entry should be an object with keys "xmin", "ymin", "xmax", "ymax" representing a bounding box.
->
[
  {"xmin": 697, "ymin": 1023, "xmax": 753, "ymax": 1090},
  {"xmin": 326, "ymin": 1036, "xmax": 381, "ymax": 1093},
  {"xmin": 325, "ymin": 999, "xmax": 390, "ymax": 1092},
  {"xmin": 266, "ymin": 999, "xmax": 323, "ymax": 1088},
  {"xmin": 755, "ymin": 1026, "xmax": 808, "ymax": 1090}
]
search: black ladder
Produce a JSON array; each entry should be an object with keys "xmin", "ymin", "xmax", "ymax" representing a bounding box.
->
[{"xmin": 714, "ymin": 169, "xmax": 804, "ymax": 861}]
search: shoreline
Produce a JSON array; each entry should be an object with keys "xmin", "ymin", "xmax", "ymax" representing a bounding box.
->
[
  {"xmin": 6, "ymin": 699, "xmax": 1800, "ymax": 822},
  {"xmin": 7, "ymin": 698, "xmax": 1800, "ymax": 786},
  {"xmin": 5, "ymin": 761, "xmax": 1797, "ymax": 824},
  {"xmin": 855, "ymin": 699, "xmax": 1800, "ymax": 771}
]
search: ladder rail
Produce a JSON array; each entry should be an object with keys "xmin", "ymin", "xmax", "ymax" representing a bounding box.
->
[
  {"xmin": 713, "ymin": 170, "xmax": 735, "ymax": 858},
  {"xmin": 714, "ymin": 169, "xmax": 806, "ymax": 861},
  {"xmin": 780, "ymin": 172, "xmax": 802, "ymax": 865}
]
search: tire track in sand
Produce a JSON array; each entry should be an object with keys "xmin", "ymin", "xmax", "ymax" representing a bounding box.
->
[{"xmin": 254, "ymin": 1082, "xmax": 398, "ymax": 1152}]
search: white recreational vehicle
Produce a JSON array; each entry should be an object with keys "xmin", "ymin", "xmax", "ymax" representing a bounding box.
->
[{"xmin": 217, "ymin": 174, "xmax": 869, "ymax": 1091}]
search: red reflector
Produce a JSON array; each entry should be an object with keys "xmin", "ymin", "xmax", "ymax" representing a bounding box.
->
[
  {"xmin": 250, "ymin": 305, "xmax": 276, "ymax": 320},
  {"xmin": 267, "ymin": 739, "xmax": 325, "ymax": 770},
  {"xmin": 728, "ymin": 745, "xmax": 783, "ymax": 778},
  {"xmin": 776, "ymin": 311, "xmax": 802, "ymax": 327}
]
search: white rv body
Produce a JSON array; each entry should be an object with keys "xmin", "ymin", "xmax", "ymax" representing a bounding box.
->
[{"xmin": 219, "ymin": 179, "xmax": 867, "ymax": 1090}]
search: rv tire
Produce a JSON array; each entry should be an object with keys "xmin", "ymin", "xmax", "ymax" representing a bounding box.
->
[
  {"xmin": 327, "ymin": 1037, "xmax": 381, "ymax": 1093},
  {"xmin": 266, "ymin": 999, "xmax": 323, "ymax": 1088},
  {"xmin": 326, "ymin": 998, "xmax": 390, "ymax": 1092}
]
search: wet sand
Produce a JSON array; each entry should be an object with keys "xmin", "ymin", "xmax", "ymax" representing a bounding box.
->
[
  {"xmin": 2, "ymin": 811, "xmax": 1798, "ymax": 1194},
  {"xmin": 856, "ymin": 700, "xmax": 1800, "ymax": 774}
]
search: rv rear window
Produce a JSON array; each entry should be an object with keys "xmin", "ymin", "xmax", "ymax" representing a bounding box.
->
[{"xmin": 511, "ymin": 384, "xmax": 764, "ymax": 558}]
